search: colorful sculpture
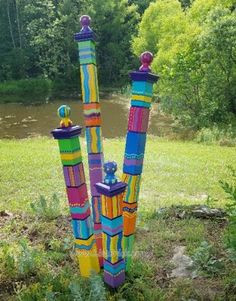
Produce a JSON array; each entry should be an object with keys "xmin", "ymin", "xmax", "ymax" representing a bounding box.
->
[
  {"xmin": 75, "ymin": 15, "xmax": 104, "ymax": 267},
  {"xmin": 95, "ymin": 162, "xmax": 127, "ymax": 288},
  {"xmin": 51, "ymin": 105, "xmax": 100, "ymax": 277},
  {"xmin": 122, "ymin": 52, "xmax": 159, "ymax": 271}
]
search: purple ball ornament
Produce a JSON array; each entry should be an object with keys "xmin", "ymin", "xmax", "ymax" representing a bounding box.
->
[
  {"xmin": 80, "ymin": 15, "xmax": 92, "ymax": 33},
  {"xmin": 139, "ymin": 51, "xmax": 153, "ymax": 72}
]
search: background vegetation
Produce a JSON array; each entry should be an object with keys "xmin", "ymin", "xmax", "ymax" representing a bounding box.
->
[{"xmin": 0, "ymin": 0, "xmax": 235, "ymax": 130}]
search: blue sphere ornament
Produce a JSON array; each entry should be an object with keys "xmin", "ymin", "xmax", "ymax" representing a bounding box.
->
[
  {"xmin": 58, "ymin": 105, "xmax": 71, "ymax": 119},
  {"xmin": 104, "ymin": 161, "xmax": 118, "ymax": 185}
]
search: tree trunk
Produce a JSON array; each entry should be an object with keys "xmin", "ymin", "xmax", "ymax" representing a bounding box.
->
[
  {"xmin": 15, "ymin": 0, "xmax": 22, "ymax": 48},
  {"xmin": 6, "ymin": 0, "xmax": 16, "ymax": 48}
]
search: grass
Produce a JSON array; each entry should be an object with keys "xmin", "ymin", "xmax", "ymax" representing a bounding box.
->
[
  {"xmin": 0, "ymin": 136, "xmax": 236, "ymax": 300},
  {"xmin": 0, "ymin": 136, "xmax": 235, "ymax": 213}
]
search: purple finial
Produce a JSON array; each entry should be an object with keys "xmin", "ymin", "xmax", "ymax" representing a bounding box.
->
[
  {"xmin": 80, "ymin": 15, "xmax": 92, "ymax": 33},
  {"xmin": 139, "ymin": 51, "xmax": 153, "ymax": 72}
]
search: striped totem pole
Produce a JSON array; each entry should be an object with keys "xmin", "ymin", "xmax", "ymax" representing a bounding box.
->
[
  {"xmin": 122, "ymin": 52, "xmax": 159, "ymax": 271},
  {"xmin": 51, "ymin": 105, "xmax": 100, "ymax": 277},
  {"xmin": 74, "ymin": 15, "xmax": 104, "ymax": 267},
  {"xmin": 95, "ymin": 162, "xmax": 127, "ymax": 288}
]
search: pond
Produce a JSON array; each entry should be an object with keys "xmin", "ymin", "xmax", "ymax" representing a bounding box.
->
[{"xmin": 0, "ymin": 95, "xmax": 175, "ymax": 139}]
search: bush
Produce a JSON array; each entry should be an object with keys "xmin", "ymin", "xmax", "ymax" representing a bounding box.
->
[
  {"xmin": 195, "ymin": 125, "xmax": 236, "ymax": 146},
  {"xmin": 0, "ymin": 78, "xmax": 52, "ymax": 103}
]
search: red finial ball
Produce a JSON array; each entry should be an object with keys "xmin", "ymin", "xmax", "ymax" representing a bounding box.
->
[
  {"xmin": 80, "ymin": 15, "xmax": 92, "ymax": 32},
  {"xmin": 139, "ymin": 51, "xmax": 153, "ymax": 72}
]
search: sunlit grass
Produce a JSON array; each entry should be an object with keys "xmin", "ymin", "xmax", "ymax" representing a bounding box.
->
[{"xmin": 0, "ymin": 136, "xmax": 235, "ymax": 212}]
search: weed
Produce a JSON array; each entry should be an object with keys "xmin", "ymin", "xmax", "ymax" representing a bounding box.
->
[
  {"xmin": 30, "ymin": 194, "xmax": 62, "ymax": 220},
  {"xmin": 191, "ymin": 241, "xmax": 224, "ymax": 275}
]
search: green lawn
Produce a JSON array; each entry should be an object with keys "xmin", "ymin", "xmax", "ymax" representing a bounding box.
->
[
  {"xmin": 0, "ymin": 136, "xmax": 235, "ymax": 212},
  {"xmin": 1, "ymin": 137, "xmax": 236, "ymax": 300}
]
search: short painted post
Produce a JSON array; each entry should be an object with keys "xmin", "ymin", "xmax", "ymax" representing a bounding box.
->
[
  {"xmin": 51, "ymin": 105, "xmax": 100, "ymax": 277},
  {"xmin": 95, "ymin": 162, "xmax": 127, "ymax": 288},
  {"xmin": 122, "ymin": 52, "xmax": 159, "ymax": 271},
  {"xmin": 74, "ymin": 15, "xmax": 104, "ymax": 267}
]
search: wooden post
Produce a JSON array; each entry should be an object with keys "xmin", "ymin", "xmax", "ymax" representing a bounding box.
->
[
  {"xmin": 122, "ymin": 52, "xmax": 159, "ymax": 271},
  {"xmin": 74, "ymin": 15, "xmax": 104, "ymax": 267},
  {"xmin": 95, "ymin": 162, "xmax": 127, "ymax": 288},
  {"xmin": 51, "ymin": 105, "xmax": 100, "ymax": 277}
]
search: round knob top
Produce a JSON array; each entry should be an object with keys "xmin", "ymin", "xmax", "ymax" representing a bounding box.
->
[
  {"xmin": 58, "ymin": 105, "xmax": 71, "ymax": 118},
  {"xmin": 57, "ymin": 105, "xmax": 73, "ymax": 128},
  {"xmin": 103, "ymin": 161, "xmax": 118, "ymax": 185},
  {"xmin": 139, "ymin": 51, "xmax": 153, "ymax": 72},
  {"xmin": 80, "ymin": 15, "xmax": 92, "ymax": 32}
]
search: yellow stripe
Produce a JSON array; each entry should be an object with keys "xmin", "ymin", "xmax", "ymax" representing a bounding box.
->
[
  {"xmin": 102, "ymin": 233, "xmax": 107, "ymax": 259},
  {"xmin": 111, "ymin": 235, "xmax": 118, "ymax": 263},
  {"xmin": 88, "ymin": 65, "xmax": 97, "ymax": 102},
  {"xmin": 91, "ymin": 127, "xmax": 97, "ymax": 153},
  {"xmin": 60, "ymin": 150, "xmax": 81, "ymax": 160},
  {"xmin": 101, "ymin": 195, "xmax": 106, "ymax": 216},
  {"xmin": 75, "ymin": 235, "xmax": 94, "ymax": 247},
  {"xmin": 132, "ymin": 94, "xmax": 152, "ymax": 103},
  {"xmin": 112, "ymin": 196, "xmax": 118, "ymax": 217}
]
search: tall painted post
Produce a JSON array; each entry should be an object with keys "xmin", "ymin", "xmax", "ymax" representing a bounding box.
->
[
  {"xmin": 95, "ymin": 162, "xmax": 127, "ymax": 288},
  {"xmin": 122, "ymin": 52, "xmax": 159, "ymax": 271},
  {"xmin": 51, "ymin": 105, "xmax": 100, "ymax": 277},
  {"xmin": 74, "ymin": 15, "xmax": 104, "ymax": 267}
]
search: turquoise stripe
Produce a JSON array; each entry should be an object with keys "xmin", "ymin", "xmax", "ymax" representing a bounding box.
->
[
  {"xmin": 85, "ymin": 128, "xmax": 92, "ymax": 153},
  {"xmin": 96, "ymin": 127, "xmax": 101, "ymax": 152},
  {"xmin": 70, "ymin": 202, "xmax": 90, "ymax": 214},
  {"xmin": 117, "ymin": 232, "xmax": 123, "ymax": 261},
  {"xmin": 131, "ymin": 100, "xmax": 151, "ymax": 108},
  {"xmin": 132, "ymin": 81, "xmax": 153, "ymax": 96},
  {"xmin": 104, "ymin": 261, "xmax": 125, "ymax": 274}
]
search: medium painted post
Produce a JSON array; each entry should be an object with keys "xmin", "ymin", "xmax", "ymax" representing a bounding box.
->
[
  {"xmin": 122, "ymin": 52, "xmax": 159, "ymax": 271},
  {"xmin": 51, "ymin": 105, "xmax": 100, "ymax": 277},
  {"xmin": 95, "ymin": 162, "xmax": 127, "ymax": 288},
  {"xmin": 74, "ymin": 15, "xmax": 104, "ymax": 267}
]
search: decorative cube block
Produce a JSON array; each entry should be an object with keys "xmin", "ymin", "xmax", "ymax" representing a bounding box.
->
[
  {"xmin": 123, "ymin": 132, "xmax": 146, "ymax": 175},
  {"xmin": 66, "ymin": 184, "xmax": 88, "ymax": 207},
  {"xmin": 85, "ymin": 127, "xmax": 103, "ymax": 154},
  {"xmin": 78, "ymin": 40, "xmax": 96, "ymax": 65},
  {"xmin": 101, "ymin": 194, "xmax": 123, "ymax": 219},
  {"xmin": 84, "ymin": 103, "xmax": 101, "ymax": 127},
  {"xmin": 72, "ymin": 216, "xmax": 94, "ymax": 239},
  {"xmin": 121, "ymin": 173, "xmax": 141, "ymax": 203},
  {"xmin": 103, "ymin": 259, "xmax": 125, "ymax": 288},
  {"xmin": 101, "ymin": 215, "xmax": 123, "ymax": 236},
  {"xmin": 80, "ymin": 64, "xmax": 99, "ymax": 103},
  {"xmin": 128, "ymin": 107, "xmax": 150, "ymax": 133},
  {"xmin": 70, "ymin": 202, "xmax": 91, "ymax": 220},
  {"xmin": 103, "ymin": 232, "xmax": 123, "ymax": 264},
  {"xmin": 63, "ymin": 163, "xmax": 85, "ymax": 187},
  {"xmin": 123, "ymin": 202, "xmax": 137, "ymax": 236},
  {"xmin": 131, "ymin": 80, "xmax": 154, "ymax": 97},
  {"xmin": 123, "ymin": 234, "xmax": 135, "ymax": 271}
]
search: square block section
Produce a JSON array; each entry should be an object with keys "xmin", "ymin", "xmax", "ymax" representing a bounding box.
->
[
  {"xmin": 72, "ymin": 216, "xmax": 94, "ymax": 239},
  {"xmin": 104, "ymin": 269, "xmax": 125, "ymax": 288},
  {"xmin": 132, "ymin": 80, "xmax": 154, "ymax": 97},
  {"xmin": 92, "ymin": 196, "xmax": 102, "ymax": 224},
  {"xmin": 101, "ymin": 215, "xmax": 123, "ymax": 236},
  {"xmin": 67, "ymin": 184, "xmax": 88, "ymax": 207},
  {"xmin": 103, "ymin": 232, "xmax": 123, "ymax": 264},
  {"xmin": 131, "ymin": 100, "xmax": 151, "ymax": 108},
  {"xmin": 84, "ymin": 103, "xmax": 101, "ymax": 127},
  {"xmin": 121, "ymin": 173, "xmax": 141, "ymax": 203},
  {"xmin": 80, "ymin": 64, "xmax": 99, "ymax": 103},
  {"xmin": 123, "ymin": 234, "xmax": 135, "ymax": 271},
  {"xmin": 88, "ymin": 153, "xmax": 103, "ymax": 196},
  {"xmin": 70, "ymin": 201, "xmax": 91, "ymax": 220},
  {"xmin": 104, "ymin": 259, "xmax": 125, "ymax": 276},
  {"xmin": 123, "ymin": 203, "xmax": 137, "ymax": 236},
  {"xmin": 85, "ymin": 127, "xmax": 103, "ymax": 154},
  {"xmin": 128, "ymin": 106, "xmax": 150, "ymax": 133},
  {"xmin": 78, "ymin": 40, "xmax": 96, "ymax": 65},
  {"xmin": 101, "ymin": 194, "xmax": 123, "ymax": 219},
  {"xmin": 123, "ymin": 132, "xmax": 146, "ymax": 175},
  {"xmin": 60, "ymin": 150, "xmax": 82, "ymax": 166},
  {"xmin": 63, "ymin": 163, "xmax": 85, "ymax": 187},
  {"xmin": 75, "ymin": 235, "xmax": 100, "ymax": 277},
  {"xmin": 58, "ymin": 136, "xmax": 81, "ymax": 153}
]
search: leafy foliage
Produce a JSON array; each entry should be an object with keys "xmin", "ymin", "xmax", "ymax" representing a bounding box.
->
[
  {"xmin": 220, "ymin": 167, "xmax": 236, "ymax": 258},
  {"xmin": 191, "ymin": 241, "xmax": 224, "ymax": 275},
  {"xmin": 133, "ymin": 0, "xmax": 236, "ymax": 128},
  {"xmin": 30, "ymin": 194, "xmax": 63, "ymax": 220}
]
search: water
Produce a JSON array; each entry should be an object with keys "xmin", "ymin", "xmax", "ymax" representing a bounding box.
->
[{"xmin": 0, "ymin": 95, "xmax": 175, "ymax": 139}]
